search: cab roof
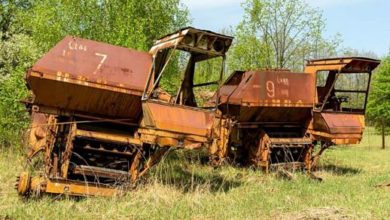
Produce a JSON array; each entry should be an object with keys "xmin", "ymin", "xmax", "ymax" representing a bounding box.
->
[
  {"xmin": 306, "ymin": 57, "xmax": 380, "ymax": 73},
  {"xmin": 149, "ymin": 26, "xmax": 233, "ymax": 57}
]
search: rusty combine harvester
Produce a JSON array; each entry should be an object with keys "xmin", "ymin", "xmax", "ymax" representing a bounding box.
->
[
  {"xmin": 215, "ymin": 70, "xmax": 316, "ymax": 171},
  {"xmin": 16, "ymin": 27, "xmax": 380, "ymax": 198},
  {"xmin": 215, "ymin": 57, "xmax": 380, "ymax": 171},
  {"xmin": 19, "ymin": 36, "xmax": 156, "ymax": 196}
]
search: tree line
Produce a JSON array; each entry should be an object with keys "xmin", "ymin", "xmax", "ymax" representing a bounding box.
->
[{"xmin": 0, "ymin": 0, "xmax": 388, "ymax": 147}]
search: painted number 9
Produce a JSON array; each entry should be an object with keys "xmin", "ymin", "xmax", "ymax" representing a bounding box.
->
[{"xmin": 266, "ymin": 81, "xmax": 275, "ymax": 98}]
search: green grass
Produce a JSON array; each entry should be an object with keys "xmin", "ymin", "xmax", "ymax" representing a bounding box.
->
[{"xmin": 0, "ymin": 128, "xmax": 389, "ymax": 219}]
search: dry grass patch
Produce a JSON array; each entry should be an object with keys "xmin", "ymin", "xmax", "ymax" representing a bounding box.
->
[{"xmin": 0, "ymin": 130, "xmax": 389, "ymax": 219}]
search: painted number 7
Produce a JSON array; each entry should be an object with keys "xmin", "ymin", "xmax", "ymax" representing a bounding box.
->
[{"xmin": 93, "ymin": 53, "xmax": 108, "ymax": 75}]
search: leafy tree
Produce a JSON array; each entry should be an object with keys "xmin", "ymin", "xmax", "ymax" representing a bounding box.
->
[
  {"xmin": 0, "ymin": 0, "xmax": 32, "ymax": 40},
  {"xmin": 367, "ymin": 52, "xmax": 390, "ymax": 138},
  {"xmin": 229, "ymin": 0, "xmax": 341, "ymax": 71},
  {"xmin": 228, "ymin": 23, "xmax": 271, "ymax": 71},
  {"xmin": 18, "ymin": 0, "xmax": 189, "ymax": 51}
]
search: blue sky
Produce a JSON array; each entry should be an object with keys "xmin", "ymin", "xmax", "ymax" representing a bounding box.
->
[{"xmin": 182, "ymin": 0, "xmax": 390, "ymax": 57}]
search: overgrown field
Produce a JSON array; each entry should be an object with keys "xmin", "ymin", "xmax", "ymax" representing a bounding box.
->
[{"xmin": 0, "ymin": 128, "xmax": 389, "ymax": 219}]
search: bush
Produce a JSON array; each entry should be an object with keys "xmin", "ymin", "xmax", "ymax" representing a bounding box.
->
[{"xmin": 0, "ymin": 33, "xmax": 41, "ymax": 148}]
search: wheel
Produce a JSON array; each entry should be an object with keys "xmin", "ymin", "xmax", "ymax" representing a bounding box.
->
[{"xmin": 15, "ymin": 172, "xmax": 31, "ymax": 196}]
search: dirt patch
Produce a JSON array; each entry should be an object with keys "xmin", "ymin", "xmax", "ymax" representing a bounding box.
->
[
  {"xmin": 275, "ymin": 207, "xmax": 356, "ymax": 220},
  {"xmin": 375, "ymin": 182, "xmax": 390, "ymax": 188}
]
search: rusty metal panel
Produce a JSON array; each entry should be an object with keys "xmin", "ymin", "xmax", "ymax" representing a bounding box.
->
[
  {"xmin": 45, "ymin": 179, "xmax": 119, "ymax": 197},
  {"xmin": 305, "ymin": 57, "xmax": 380, "ymax": 73},
  {"xmin": 237, "ymin": 106, "xmax": 312, "ymax": 123},
  {"xmin": 220, "ymin": 70, "xmax": 315, "ymax": 107},
  {"xmin": 28, "ymin": 74, "xmax": 143, "ymax": 119},
  {"xmin": 313, "ymin": 112, "xmax": 364, "ymax": 134},
  {"xmin": 27, "ymin": 36, "xmax": 152, "ymax": 119},
  {"xmin": 150, "ymin": 27, "xmax": 233, "ymax": 56},
  {"xmin": 142, "ymin": 101, "xmax": 214, "ymax": 137},
  {"xmin": 344, "ymin": 59, "xmax": 381, "ymax": 73},
  {"xmin": 32, "ymin": 36, "xmax": 152, "ymax": 91}
]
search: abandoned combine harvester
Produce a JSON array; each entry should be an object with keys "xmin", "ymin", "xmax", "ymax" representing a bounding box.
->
[
  {"xmin": 16, "ymin": 26, "xmax": 380, "ymax": 198},
  {"xmin": 214, "ymin": 57, "xmax": 380, "ymax": 171},
  {"xmin": 17, "ymin": 27, "xmax": 233, "ymax": 197},
  {"xmin": 18, "ymin": 35, "xmax": 156, "ymax": 197}
]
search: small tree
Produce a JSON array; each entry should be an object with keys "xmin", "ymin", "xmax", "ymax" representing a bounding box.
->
[
  {"xmin": 229, "ymin": 0, "xmax": 340, "ymax": 71},
  {"xmin": 367, "ymin": 52, "xmax": 390, "ymax": 149}
]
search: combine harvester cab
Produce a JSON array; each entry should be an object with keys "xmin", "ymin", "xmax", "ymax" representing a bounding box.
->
[
  {"xmin": 139, "ymin": 27, "xmax": 233, "ymax": 165},
  {"xmin": 216, "ymin": 69, "xmax": 316, "ymax": 171},
  {"xmin": 305, "ymin": 57, "xmax": 380, "ymax": 164}
]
